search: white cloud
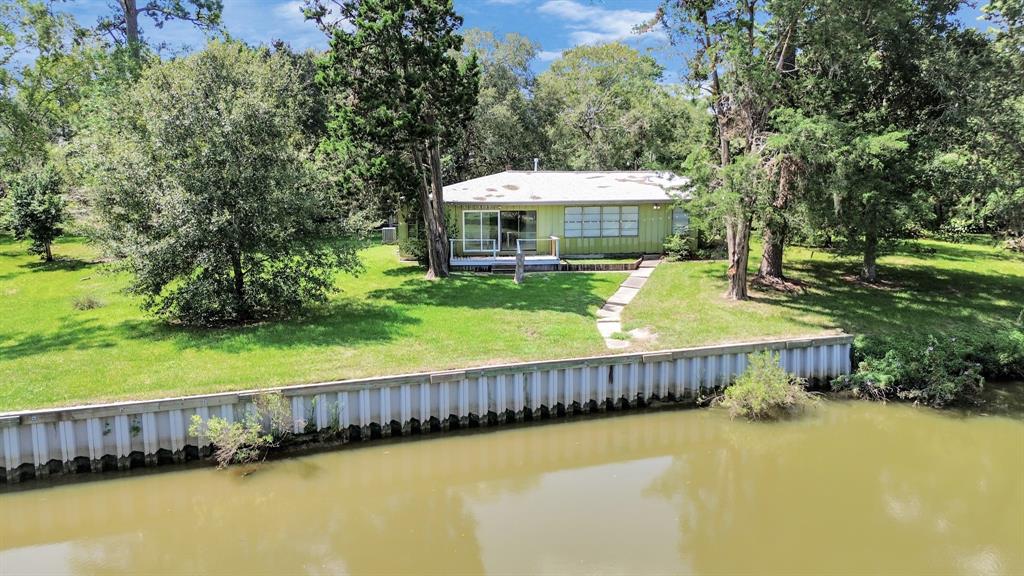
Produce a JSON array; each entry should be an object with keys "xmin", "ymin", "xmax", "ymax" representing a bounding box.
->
[
  {"xmin": 537, "ymin": 50, "xmax": 562, "ymax": 62},
  {"xmin": 537, "ymin": 0, "xmax": 663, "ymax": 46},
  {"xmin": 272, "ymin": 0, "xmax": 309, "ymax": 26}
]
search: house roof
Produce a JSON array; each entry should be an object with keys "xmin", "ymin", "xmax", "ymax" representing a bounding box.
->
[{"xmin": 442, "ymin": 170, "xmax": 692, "ymax": 205}]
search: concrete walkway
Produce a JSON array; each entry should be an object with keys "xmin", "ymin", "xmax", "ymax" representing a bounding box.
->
[{"xmin": 596, "ymin": 259, "xmax": 661, "ymax": 349}]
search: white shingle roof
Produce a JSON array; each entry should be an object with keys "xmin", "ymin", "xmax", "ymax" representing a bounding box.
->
[{"xmin": 443, "ymin": 171, "xmax": 692, "ymax": 205}]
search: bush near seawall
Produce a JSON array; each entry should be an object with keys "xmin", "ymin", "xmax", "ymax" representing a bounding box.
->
[
  {"xmin": 833, "ymin": 330, "xmax": 1024, "ymax": 406},
  {"xmin": 720, "ymin": 351, "xmax": 817, "ymax": 420}
]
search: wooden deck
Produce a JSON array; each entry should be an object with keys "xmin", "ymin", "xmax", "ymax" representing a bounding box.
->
[{"xmin": 450, "ymin": 255, "xmax": 561, "ymax": 267}]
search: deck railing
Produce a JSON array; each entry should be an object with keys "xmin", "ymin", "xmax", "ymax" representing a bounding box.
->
[
  {"xmin": 450, "ymin": 238, "xmax": 498, "ymax": 259},
  {"xmin": 449, "ymin": 237, "xmax": 559, "ymax": 259},
  {"xmin": 517, "ymin": 236, "xmax": 560, "ymax": 258}
]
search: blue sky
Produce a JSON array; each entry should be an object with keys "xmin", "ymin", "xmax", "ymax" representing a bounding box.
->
[
  {"xmin": 62, "ymin": 0, "xmax": 991, "ymax": 81},
  {"xmin": 61, "ymin": 0, "xmax": 694, "ymax": 81}
]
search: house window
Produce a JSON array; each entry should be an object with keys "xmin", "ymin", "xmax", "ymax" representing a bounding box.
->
[
  {"xmin": 621, "ymin": 206, "xmax": 639, "ymax": 237},
  {"xmin": 564, "ymin": 205, "xmax": 640, "ymax": 237},
  {"xmin": 564, "ymin": 207, "xmax": 582, "ymax": 237},
  {"xmin": 672, "ymin": 208, "xmax": 689, "ymax": 235},
  {"xmin": 601, "ymin": 207, "xmax": 620, "ymax": 237},
  {"xmin": 582, "ymin": 207, "xmax": 602, "ymax": 237},
  {"xmin": 462, "ymin": 210, "xmax": 499, "ymax": 252}
]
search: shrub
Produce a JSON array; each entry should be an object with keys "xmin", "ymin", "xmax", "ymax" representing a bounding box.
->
[
  {"xmin": 663, "ymin": 234, "xmax": 694, "ymax": 261},
  {"xmin": 720, "ymin": 351, "xmax": 817, "ymax": 420},
  {"xmin": 189, "ymin": 392, "xmax": 295, "ymax": 467},
  {"xmin": 398, "ymin": 235, "xmax": 428, "ymax": 264},
  {"xmin": 833, "ymin": 333, "xmax": 1000, "ymax": 406},
  {"xmin": 72, "ymin": 294, "xmax": 104, "ymax": 310}
]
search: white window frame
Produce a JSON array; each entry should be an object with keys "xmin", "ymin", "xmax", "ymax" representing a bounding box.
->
[
  {"xmin": 564, "ymin": 205, "xmax": 641, "ymax": 238},
  {"xmin": 601, "ymin": 206, "xmax": 620, "ymax": 237},
  {"xmin": 582, "ymin": 207, "xmax": 602, "ymax": 238},
  {"xmin": 462, "ymin": 210, "xmax": 500, "ymax": 253},
  {"xmin": 564, "ymin": 206, "xmax": 583, "ymax": 238},
  {"xmin": 620, "ymin": 206, "xmax": 639, "ymax": 237}
]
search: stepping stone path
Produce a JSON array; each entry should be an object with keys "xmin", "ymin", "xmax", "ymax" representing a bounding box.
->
[{"xmin": 597, "ymin": 258, "xmax": 661, "ymax": 349}]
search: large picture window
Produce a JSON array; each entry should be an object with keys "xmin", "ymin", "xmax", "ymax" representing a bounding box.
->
[{"xmin": 564, "ymin": 205, "xmax": 639, "ymax": 238}]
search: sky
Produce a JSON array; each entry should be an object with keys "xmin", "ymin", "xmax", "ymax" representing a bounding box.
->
[
  {"xmin": 58, "ymin": 0, "xmax": 702, "ymax": 82},
  {"xmin": 62, "ymin": 0, "xmax": 991, "ymax": 82}
]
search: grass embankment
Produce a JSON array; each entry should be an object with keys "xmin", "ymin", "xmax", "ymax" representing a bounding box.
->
[
  {"xmin": 4, "ymin": 235, "xmax": 1020, "ymax": 410},
  {"xmin": 0, "ymin": 237, "xmax": 624, "ymax": 410},
  {"xmin": 623, "ymin": 237, "xmax": 1024, "ymax": 349}
]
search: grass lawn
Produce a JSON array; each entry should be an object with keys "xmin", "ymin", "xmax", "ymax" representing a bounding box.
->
[
  {"xmin": 0, "ymin": 236, "xmax": 625, "ymax": 411},
  {"xmin": 622, "ymin": 236, "xmax": 1024, "ymax": 349}
]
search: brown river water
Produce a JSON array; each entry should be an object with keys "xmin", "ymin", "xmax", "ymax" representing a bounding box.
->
[{"xmin": 1, "ymin": 386, "xmax": 1022, "ymax": 576}]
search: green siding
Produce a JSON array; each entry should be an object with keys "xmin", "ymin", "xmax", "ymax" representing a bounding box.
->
[{"xmin": 448, "ymin": 203, "xmax": 688, "ymax": 257}]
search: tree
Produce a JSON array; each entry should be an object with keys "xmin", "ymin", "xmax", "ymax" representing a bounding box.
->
[
  {"xmin": 534, "ymin": 42, "xmax": 680, "ymax": 170},
  {"xmin": 656, "ymin": 0, "xmax": 801, "ymax": 299},
  {"xmin": 1, "ymin": 0, "xmax": 97, "ymax": 172},
  {"xmin": 309, "ymin": 0, "xmax": 479, "ymax": 279},
  {"xmin": 793, "ymin": 0, "xmax": 967, "ymax": 281},
  {"xmin": 5, "ymin": 162, "xmax": 65, "ymax": 261},
  {"xmin": 96, "ymin": 0, "xmax": 223, "ymax": 59},
  {"xmin": 79, "ymin": 41, "xmax": 361, "ymax": 325},
  {"xmin": 455, "ymin": 29, "xmax": 544, "ymax": 178}
]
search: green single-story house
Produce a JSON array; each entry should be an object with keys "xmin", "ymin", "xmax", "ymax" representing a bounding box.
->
[{"xmin": 398, "ymin": 170, "xmax": 693, "ymax": 268}]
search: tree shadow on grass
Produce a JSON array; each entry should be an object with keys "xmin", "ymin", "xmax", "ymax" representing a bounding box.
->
[
  {"xmin": 19, "ymin": 257, "xmax": 95, "ymax": 273},
  {"xmin": 166, "ymin": 298, "xmax": 422, "ymax": 353},
  {"xmin": 753, "ymin": 256, "xmax": 1023, "ymax": 339},
  {"xmin": 1, "ymin": 298, "xmax": 422, "ymax": 361},
  {"xmin": 365, "ymin": 272, "xmax": 612, "ymax": 317},
  {"xmin": 0, "ymin": 316, "xmax": 138, "ymax": 361}
]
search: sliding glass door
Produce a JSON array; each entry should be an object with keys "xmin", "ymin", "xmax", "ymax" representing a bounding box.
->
[
  {"xmin": 500, "ymin": 211, "xmax": 538, "ymax": 252},
  {"xmin": 462, "ymin": 210, "xmax": 499, "ymax": 252}
]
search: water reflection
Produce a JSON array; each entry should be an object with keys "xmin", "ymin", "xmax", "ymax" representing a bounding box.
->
[{"xmin": 1, "ymin": 399, "xmax": 1021, "ymax": 575}]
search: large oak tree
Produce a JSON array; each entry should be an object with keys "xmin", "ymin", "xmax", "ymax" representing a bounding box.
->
[{"xmin": 80, "ymin": 41, "xmax": 361, "ymax": 325}]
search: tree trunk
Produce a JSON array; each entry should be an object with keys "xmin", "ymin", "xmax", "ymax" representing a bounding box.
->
[
  {"xmin": 411, "ymin": 142, "xmax": 449, "ymax": 280},
  {"xmin": 725, "ymin": 216, "xmax": 752, "ymax": 300},
  {"xmin": 43, "ymin": 241, "xmax": 53, "ymax": 262},
  {"xmin": 757, "ymin": 218, "xmax": 786, "ymax": 280},
  {"xmin": 861, "ymin": 229, "xmax": 878, "ymax": 283},
  {"xmin": 428, "ymin": 140, "xmax": 451, "ymax": 269},
  {"xmin": 121, "ymin": 0, "xmax": 141, "ymax": 58},
  {"xmin": 230, "ymin": 250, "xmax": 247, "ymax": 318}
]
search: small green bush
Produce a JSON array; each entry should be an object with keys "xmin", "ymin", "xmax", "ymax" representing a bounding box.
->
[
  {"xmin": 720, "ymin": 351, "xmax": 817, "ymax": 420},
  {"xmin": 72, "ymin": 294, "xmax": 104, "ymax": 310},
  {"xmin": 398, "ymin": 236, "xmax": 427, "ymax": 264},
  {"xmin": 189, "ymin": 392, "xmax": 294, "ymax": 467},
  {"xmin": 663, "ymin": 234, "xmax": 694, "ymax": 261}
]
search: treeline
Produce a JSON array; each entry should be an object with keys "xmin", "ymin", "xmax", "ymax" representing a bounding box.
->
[{"xmin": 1, "ymin": 0, "xmax": 1021, "ymax": 325}]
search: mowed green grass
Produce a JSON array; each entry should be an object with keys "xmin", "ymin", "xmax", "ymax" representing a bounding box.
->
[
  {"xmin": 0, "ymin": 236, "xmax": 625, "ymax": 410},
  {"xmin": 623, "ymin": 236, "xmax": 1024, "ymax": 349}
]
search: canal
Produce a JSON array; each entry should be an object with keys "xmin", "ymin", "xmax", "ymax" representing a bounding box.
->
[{"xmin": 2, "ymin": 387, "xmax": 1021, "ymax": 575}]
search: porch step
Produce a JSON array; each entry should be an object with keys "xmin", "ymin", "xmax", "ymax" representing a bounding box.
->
[{"xmin": 491, "ymin": 264, "xmax": 517, "ymax": 274}]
